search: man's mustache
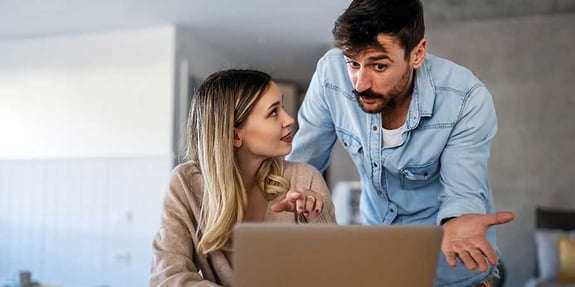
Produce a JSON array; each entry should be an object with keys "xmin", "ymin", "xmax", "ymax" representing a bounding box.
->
[{"xmin": 353, "ymin": 89, "xmax": 381, "ymax": 99}]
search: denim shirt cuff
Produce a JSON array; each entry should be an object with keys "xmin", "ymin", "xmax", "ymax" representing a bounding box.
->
[{"xmin": 437, "ymin": 199, "xmax": 486, "ymax": 225}]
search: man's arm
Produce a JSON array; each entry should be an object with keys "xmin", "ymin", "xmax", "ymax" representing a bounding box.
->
[
  {"xmin": 287, "ymin": 67, "xmax": 337, "ymax": 173},
  {"xmin": 438, "ymin": 85, "xmax": 497, "ymax": 221},
  {"xmin": 437, "ymin": 84, "xmax": 514, "ymax": 271}
]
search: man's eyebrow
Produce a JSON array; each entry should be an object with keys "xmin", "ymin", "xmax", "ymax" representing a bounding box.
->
[
  {"xmin": 366, "ymin": 54, "xmax": 393, "ymax": 62},
  {"xmin": 343, "ymin": 53, "xmax": 393, "ymax": 63}
]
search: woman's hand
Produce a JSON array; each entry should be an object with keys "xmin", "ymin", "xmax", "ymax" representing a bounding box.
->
[{"xmin": 270, "ymin": 188, "xmax": 324, "ymax": 221}]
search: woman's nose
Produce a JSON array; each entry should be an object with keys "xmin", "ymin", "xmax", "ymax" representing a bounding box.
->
[{"xmin": 283, "ymin": 112, "xmax": 295, "ymax": 128}]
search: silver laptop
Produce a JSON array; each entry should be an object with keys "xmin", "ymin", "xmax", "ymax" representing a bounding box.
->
[{"xmin": 232, "ymin": 224, "xmax": 443, "ymax": 287}]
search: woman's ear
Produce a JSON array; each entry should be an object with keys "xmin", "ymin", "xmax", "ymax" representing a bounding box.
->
[
  {"xmin": 233, "ymin": 129, "xmax": 242, "ymax": 148},
  {"xmin": 411, "ymin": 39, "xmax": 427, "ymax": 69}
]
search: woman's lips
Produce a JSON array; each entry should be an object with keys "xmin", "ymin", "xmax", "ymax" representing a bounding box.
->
[{"xmin": 281, "ymin": 135, "xmax": 293, "ymax": 143}]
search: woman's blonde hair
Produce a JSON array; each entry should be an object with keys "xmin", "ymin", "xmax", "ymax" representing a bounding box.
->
[{"xmin": 185, "ymin": 69, "xmax": 290, "ymax": 254}]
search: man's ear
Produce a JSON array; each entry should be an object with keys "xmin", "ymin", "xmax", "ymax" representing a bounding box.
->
[
  {"xmin": 411, "ymin": 38, "xmax": 426, "ymax": 69},
  {"xmin": 233, "ymin": 129, "xmax": 242, "ymax": 148}
]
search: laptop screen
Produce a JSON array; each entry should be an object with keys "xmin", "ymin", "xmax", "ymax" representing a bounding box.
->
[{"xmin": 232, "ymin": 224, "xmax": 442, "ymax": 287}]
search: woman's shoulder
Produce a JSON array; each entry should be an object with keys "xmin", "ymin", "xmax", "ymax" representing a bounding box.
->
[
  {"xmin": 283, "ymin": 161, "xmax": 323, "ymax": 177},
  {"xmin": 169, "ymin": 161, "xmax": 203, "ymax": 192},
  {"xmin": 171, "ymin": 161, "xmax": 201, "ymax": 178}
]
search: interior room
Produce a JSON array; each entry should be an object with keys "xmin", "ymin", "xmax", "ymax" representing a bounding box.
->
[{"xmin": 1, "ymin": 1, "xmax": 574, "ymax": 287}]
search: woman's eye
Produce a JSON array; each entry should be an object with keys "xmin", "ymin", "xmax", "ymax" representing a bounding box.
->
[{"xmin": 270, "ymin": 109, "xmax": 278, "ymax": 117}]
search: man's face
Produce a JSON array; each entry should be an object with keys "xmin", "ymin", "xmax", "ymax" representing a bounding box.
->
[{"xmin": 344, "ymin": 34, "xmax": 424, "ymax": 114}]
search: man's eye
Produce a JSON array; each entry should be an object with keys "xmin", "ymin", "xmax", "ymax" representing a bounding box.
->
[
  {"xmin": 346, "ymin": 60, "xmax": 360, "ymax": 68},
  {"xmin": 374, "ymin": 64, "xmax": 387, "ymax": 71}
]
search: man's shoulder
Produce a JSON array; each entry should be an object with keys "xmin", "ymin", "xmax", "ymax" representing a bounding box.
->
[
  {"xmin": 323, "ymin": 47, "xmax": 345, "ymax": 59},
  {"xmin": 317, "ymin": 48, "xmax": 347, "ymax": 69},
  {"xmin": 424, "ymin": 54, "xmax": 485, "ymax": 94},
  {"xmin": 313, "ymin": 48, "xmax": 353, "ymax": 94},
  {"xmin": 425, "ymin": 54, "xmax": 478, "ymax": 81}
]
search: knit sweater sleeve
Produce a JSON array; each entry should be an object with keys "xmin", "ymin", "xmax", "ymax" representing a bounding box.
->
[
  {"xmin": 287, "ymin": 162, "xmax": 336, "ymax": 224},
  {"xmin": 150, "ymin": 166, "xmax": 222, "ymax": 287},
  {"xmin": 307, "ymin": 164, "xmax": 336, "ymax": 224}
]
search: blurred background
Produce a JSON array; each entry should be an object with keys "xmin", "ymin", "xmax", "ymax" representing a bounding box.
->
[{"xmin": 1, "ymin": 0, "xmax": 575, "ymax": 286}]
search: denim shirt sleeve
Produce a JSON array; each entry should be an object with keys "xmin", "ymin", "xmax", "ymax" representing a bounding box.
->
[
  {"xmin": 437, "ymin": 84, "xmax": 498, "ymax": 224},
  {"xmin": 287, "ymin": 64, "xmax": 338, "ymax": 173}
]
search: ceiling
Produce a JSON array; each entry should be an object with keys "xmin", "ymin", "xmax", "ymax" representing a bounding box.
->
[{"xmin": 1, "ymin": 0, "xmax": 574, "ymax": 89}]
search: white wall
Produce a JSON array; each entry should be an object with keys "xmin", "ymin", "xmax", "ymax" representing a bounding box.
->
[
  {"xmin": 0, "ymin": 26, "xmax": 175, "ymax": 159},
  {"xmin": 0, "ymin": 27, "xmax": 177, "ymax": 287},
  {"xmin": 175, "ymin": 27, "xmax": 236, "ymax": 80},
  {"xmin": 171, "ymin": 28, "xmax": 302, "ymax": 160},
  {"xmin": 0, "ymin": 157, "xmax": 172, "ymax": 287},
  {"xmin": 171, "ymin": 27, "xmax": 238, "ymax": 162}
]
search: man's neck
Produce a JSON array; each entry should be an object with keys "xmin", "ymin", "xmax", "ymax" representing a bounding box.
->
[
  {"xmin": 381, "ymin": 75, "xmax": 415, "ymax": 130},
  {"xmin": 381, "ymin": 95, "xmax": 411, "ymax": 130}
]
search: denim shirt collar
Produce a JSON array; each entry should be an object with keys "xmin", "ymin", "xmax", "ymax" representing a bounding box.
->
[{"xmin": 406, "ymin": 57, "xmax": 435, "ymax": 131}]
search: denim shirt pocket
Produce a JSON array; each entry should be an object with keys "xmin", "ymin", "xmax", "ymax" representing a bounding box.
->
[
  {"xmin": 338, "ymin": 131, "xmax": 364, "ymax": 165},
  {"xmin": 399, "ymin": 160, "xmax": 440, "ymax": 190}
]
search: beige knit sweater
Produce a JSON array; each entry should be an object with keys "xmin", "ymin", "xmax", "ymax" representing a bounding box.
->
[{"xmin": 150, "ymin": 161, "xmax": 336, "ymax": 287}]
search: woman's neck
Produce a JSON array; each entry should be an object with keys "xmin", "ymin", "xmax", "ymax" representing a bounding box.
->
[
  {"xmin": 236, "ymin": 156, "xmax": 270, "ymax": 222},
  {"xmin": 236, "ymin": 156, "xmax": 264, "ymax": 193}
]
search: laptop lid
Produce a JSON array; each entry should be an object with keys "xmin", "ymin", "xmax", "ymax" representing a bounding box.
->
[{"xmin": 232, "ymin": 224, "xmax": 443, "ymax": 287}]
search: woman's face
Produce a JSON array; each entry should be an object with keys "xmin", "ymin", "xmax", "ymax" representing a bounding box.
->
[{"xmin": 234, "ymin": 81, "xmax": 295, "ymax": 161}]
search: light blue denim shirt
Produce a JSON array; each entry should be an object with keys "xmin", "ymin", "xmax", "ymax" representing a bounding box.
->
[{"xmin": 288, "ymin": 48, "xmax": 499, "ymax": 287}]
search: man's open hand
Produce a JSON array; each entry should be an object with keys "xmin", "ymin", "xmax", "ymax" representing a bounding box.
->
[{"xmin": 441, "ymin": 211, "xmax": 515, "ymax": 272}]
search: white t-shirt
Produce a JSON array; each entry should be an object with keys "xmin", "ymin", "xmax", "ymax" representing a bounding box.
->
[{"xmin": 382, "ymin": 125, "xmax": 403, "ymax": 148}]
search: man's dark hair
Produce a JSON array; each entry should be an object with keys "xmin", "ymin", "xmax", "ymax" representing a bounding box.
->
[{"xmin": 333, "ymin": 0, "xmax": 425, "ymax": 58}]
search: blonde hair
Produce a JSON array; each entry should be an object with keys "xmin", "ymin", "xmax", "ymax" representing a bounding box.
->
[{"xmin": 185, "ymin": 69, "xmax": 290, "ymax": 254}]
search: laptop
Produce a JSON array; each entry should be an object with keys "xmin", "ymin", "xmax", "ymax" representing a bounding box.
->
[{"xmin": 232, "ymin": 224, "xmax": 443, "ymax": 287}]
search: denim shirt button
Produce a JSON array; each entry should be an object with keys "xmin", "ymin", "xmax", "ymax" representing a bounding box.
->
[
  {"xmin": 372, "ymin": 125, "xmax": 378, "ymax": 131},
  {"xmin": 373, "ymin": 163, "xmax": 378, "ymax": 167}
]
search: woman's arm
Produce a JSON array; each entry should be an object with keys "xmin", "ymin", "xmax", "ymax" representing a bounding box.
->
[{"xmin": 150, "ymin": 169, "xmax": 222, "ymax": 287}]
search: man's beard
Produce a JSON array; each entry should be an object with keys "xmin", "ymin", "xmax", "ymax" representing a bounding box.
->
[
  {"xmin": 353, "ymin": 89, "xmax": 397, "ymax": 114},
  {"xmin": 352, "ymin": 66, "xmax": 413, "ymax": 114}
]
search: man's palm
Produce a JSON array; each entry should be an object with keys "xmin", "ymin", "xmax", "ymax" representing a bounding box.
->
[{"xmin": 441, "ymin": 211, "xmax": 515, "ymax": 272}]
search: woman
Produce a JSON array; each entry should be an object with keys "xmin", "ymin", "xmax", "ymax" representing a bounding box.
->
[{"xmin": 150, "ymin": 69, "xmax": 335, "ymax": 286}]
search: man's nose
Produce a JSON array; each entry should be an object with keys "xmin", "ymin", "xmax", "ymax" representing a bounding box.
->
[{"xmin": 354, "ymin": 68, "xmax": 371, "ymax": 92}]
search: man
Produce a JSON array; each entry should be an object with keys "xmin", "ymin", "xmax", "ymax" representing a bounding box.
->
[{"xmin": 287, "ymin": 0, "xmax": 515, "ymax": 286}]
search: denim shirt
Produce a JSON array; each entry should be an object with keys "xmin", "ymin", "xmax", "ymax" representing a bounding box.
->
[{"xmin": 288, "ymin": 48, "xmax": 499, "ymax": 287}]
